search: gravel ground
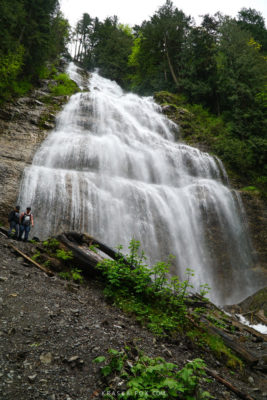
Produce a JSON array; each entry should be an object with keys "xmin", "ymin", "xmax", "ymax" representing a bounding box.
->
[{"xmin": 0, "ymin": 233, "xmax": 266, "ymax": 400}]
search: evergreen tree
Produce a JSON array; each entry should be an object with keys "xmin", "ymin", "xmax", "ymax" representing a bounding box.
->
[
  {"xmin": 128, "ymin": 0, "xmax": 191, "ymax": 93},
  {"xmin": 217, "ymin": 19, "xmax": 267, "ymax": 138},
  {"xmin": 237, "ymin": 8, "xmax": 267, "ymax": 52}
]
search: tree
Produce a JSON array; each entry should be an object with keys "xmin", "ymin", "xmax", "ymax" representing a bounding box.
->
[
  {"xmin": 93, "ymin": 17, "xmax": 133, "ymax": 84},
  {"xmin": 0, "ymin": 0, "xmax": 71, "ymax": 101},
  {"xmin": 128, "ymin": 0, "xmax": 191, "ymax": 93},
  {"xmin": 180, "ymin": 22, "xmax": 218, "ymax": 110},
  {"xmin": 237, "ymin": 8, "xmax": 267, "ymax": 52},
  {"xmin": 73, "ymin": 13, "xmax": 93, "ymax": 62},
  {"xmin": 216, "ymin": 19, "xmax": 267, "ymax": 138}
]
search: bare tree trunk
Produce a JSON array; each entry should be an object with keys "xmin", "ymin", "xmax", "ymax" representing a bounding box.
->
[{"xmin": 164, "ymin": 35, "xmax": 179, "ymax": 87}]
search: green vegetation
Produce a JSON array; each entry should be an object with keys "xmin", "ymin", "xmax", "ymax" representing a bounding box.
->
[
  {"xmin": 49, "ymin": 73, "xmax": 80, "ymax": 96},
  {"xmin": 0, "ymin": 0, "xmax": 70, "ymax": 104},
  {"xmin": 186, "ymin": 330, "xmax": 242, "ymax": 370},
  {"xmin": 96, "ymin": 239, "xmax": 193, "ymax": 336},
  {"xmin": 58, "ymin": 268, "xmax": 84, "ymax": 284},
  {"xmin": 96, "ymin": 239, "xmax": 243, "ymax": 368},
  {"xmin": 73, "ymin": 14, "xmax": 133, "ymax": 85},
  {"xmin": 55, "ymin": 249, "xmax": 73, "ymax": 262},
  {"xmin": 31, "ymin": 251, "xmax": 41, "ymax": 262},
  {"xmin": 93, "ymin": 348, "xmax": 213, "ymax": 399},
  {"xmin": 43, "ymin": 238, "xmax": 60, "ymax": 250},
  {"xmin": 43, "ymin": 237, "xmax": 73, "ymax": 263}
]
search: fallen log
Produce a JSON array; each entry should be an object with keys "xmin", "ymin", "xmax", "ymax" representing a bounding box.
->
[
  {"xmin": 205, "ymin": 368, "xmax": 255, "ymax": 400},
  {"xmin": 57, "ymin": 233, "xmax": 103, "ymax": 273},
  {"xmin": 232, "ymin": 320, "xmax": 267, "ymax": 343},
  {"xmin": 255, "ymin": 310, "xmax": 267, "ymax": 325},
  {"xmin": 187, "ymin": 314, "xmax": 260, "ymax": 366},
  {"xmin": 63, "ymin": 231, "xmax": 134, "ymax": 268},
  {"xmin": 203, "ymin": 321, "xmax": 258, "ymax": 366},
  {"xmin": 0, "ymin": 226, "xmax": 8, "ymax": 236},
  {"xmin": 9, "ymin": 244, "xmax": 54, "ymax": 277}
]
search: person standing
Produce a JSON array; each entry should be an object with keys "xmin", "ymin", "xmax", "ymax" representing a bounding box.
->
[
  {"xmin": 8, "ymin": 205, "xmax": 20, "ymax": 239},
  {"xmin": 19, "ymin": 207, "xmax": 34, "ymax": 242}
]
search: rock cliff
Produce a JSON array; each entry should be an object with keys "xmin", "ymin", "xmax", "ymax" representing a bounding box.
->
[{"xmin": 0, "ymin": 80, "xmax": 68, "ymax": 223}]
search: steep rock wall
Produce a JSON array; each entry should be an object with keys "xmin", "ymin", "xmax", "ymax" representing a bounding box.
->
[{"xmin": 0, "ymin": 82, "xmax": 67, "ymax": 224}]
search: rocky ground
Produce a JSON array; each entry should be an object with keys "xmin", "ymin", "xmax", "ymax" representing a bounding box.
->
[{"xmin": 0, "ymin": 231, "xmax": 266, "ymax": 400}]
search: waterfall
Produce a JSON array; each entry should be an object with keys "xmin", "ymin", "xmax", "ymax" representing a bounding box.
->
[{"xmin": 18, "ymin": 63, "xmax": 256, "ymax": 305}]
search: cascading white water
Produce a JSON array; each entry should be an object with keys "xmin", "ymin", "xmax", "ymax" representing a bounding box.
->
[{"xmin": 18, "ymin": 63, "xmax": 256, "ymax": 304}]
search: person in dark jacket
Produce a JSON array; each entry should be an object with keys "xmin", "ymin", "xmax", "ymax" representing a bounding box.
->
[
  {"xmin": 19, "ymin": 207, "xmax": 34, "ymax": 242},
  {"xmin": 8, "ymin": 205, "xmax": 20, "ymax": 239}
]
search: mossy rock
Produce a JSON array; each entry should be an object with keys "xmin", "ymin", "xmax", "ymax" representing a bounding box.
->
[
  {"xmin": 154, "ymin": 91, "xmax": 186, "ymax": 106},
  {"xmin": 238, "ymin": 287, "xmax": 267, "ymax": 315},
  {"xmin": 241, "ymin": 186, "xmax": 261, "ymax": 195}
]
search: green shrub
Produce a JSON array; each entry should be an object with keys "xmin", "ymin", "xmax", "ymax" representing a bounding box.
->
[
  {"xmin": 49, "ymin": 73, "xmax": 79, "ymax": 96},
  {"xmin": 96, "ymin": 239, "xmax": 194, "ymax": 335},
  {"xmin": 58, "ymin": 268, "xmax": 84, "ymax": 284},
  {"xmin": 55, "ymin": 248, "xmax": 73, "ymax": 261},
  {"xmin": 31, "ymin": 251, "xmax": 41, "ymax": 262},
  {"xmin": 93, "ymin": 348, "xmax": 213, "ymax": 399},
  {"xmin": 0, "ymin": 46, "xmax": 25, "ymax": 103},
  {"xmin": 43, "ymin": 238, "xmax": 60, "ymax": 251}
]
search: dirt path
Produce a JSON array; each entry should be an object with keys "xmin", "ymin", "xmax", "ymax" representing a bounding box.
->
[{"xmin": 0, "ymin": 233, "xmax": 266, "ymax": 400}]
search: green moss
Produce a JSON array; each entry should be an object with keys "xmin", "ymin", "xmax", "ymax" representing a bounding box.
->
[
  {"xmin": 241, "ymin": 186, "xmax": 261, "ymax": 194},
  {"xmin": 186, "ymin": 329, "xmax": 243, "ymax": 370},
  {"xmin": 49, "ymin": 73, "xmax": 79, "ymax": 96}
]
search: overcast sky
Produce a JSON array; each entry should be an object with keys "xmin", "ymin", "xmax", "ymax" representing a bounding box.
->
[{"xmin": 60, "ymin": 0, "xmax": 267, "ymax": 27}]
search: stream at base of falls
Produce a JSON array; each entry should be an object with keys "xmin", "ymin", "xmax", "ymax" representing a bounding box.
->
[{"xmin": 18, "ymin": 63, "xmax": 258, "ymax": 305}]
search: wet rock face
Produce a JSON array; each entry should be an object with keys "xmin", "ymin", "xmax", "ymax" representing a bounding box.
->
[
  {"xmin": 241, "ymin": 192, "xmax": 267, "ymax": 274},
  {"xmin": 0, "ymin": 86, "xmax": 67, "ymax": 225}
]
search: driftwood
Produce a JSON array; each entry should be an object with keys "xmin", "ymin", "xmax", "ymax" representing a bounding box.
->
[
  {"xmin": 205, "ymin": 368, "xmax": 255, "ymax": 400},
  {"xmin": 9, "ymin": 244, "xmax": 54, "ymax": 276}
]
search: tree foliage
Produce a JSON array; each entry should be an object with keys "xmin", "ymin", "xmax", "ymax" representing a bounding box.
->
[
  {"xmin": 73, "ymin": 14, "xmax": 133, "ymax": 85},
  {"xmin": 0, "ymin": 0, "xmax": 70, "ymax": 102}
]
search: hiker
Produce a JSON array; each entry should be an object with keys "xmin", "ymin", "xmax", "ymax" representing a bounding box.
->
[
  {"xmin": 8, "ymin": 205, "xmax": 20, "ymax": 239},
  {"xmin": 19, "ymin": 207, "xmax": 34, "ymax": 242}
]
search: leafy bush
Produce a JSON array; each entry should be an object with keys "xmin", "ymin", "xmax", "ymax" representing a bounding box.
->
[
  {"xmin": 93, "ymin": 348, "xmax": 213, "ymax": 399},
  {"xmin": 55, "ymin": 248, "xmax": 73, "ymax": 261},
  {"xmin": 58, "ymin": 268, "xmax": 84, "ymax": 283},
  {"xmin": 49, "ymin": 73, "xmax": 79, "ymax": 96},
  {"xmin": 43, "ymin": 238, "xmax": 60, "ymax": 251},
  {"xmin": 31, "ymin": 251, "xmax": 41, "ymax": 262},
  {"xmin": 0, "ymin": 46, "xmax": 26, "ymax": 103},
  {"xmin": 96, "ymin": 239, "xmax": 194, "ymax": 335}
]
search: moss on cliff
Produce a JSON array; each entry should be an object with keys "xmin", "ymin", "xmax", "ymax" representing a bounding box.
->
[{"xmin": 238, "ymin": 287, "xmax": 267, "ymax": 316}]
